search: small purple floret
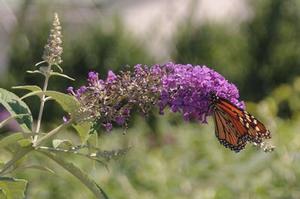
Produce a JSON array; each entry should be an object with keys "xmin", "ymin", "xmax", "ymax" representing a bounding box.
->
[
  {"xmin": 115, "ymin": 116, "xmax": 125, "ymax": 125},
  {"xmin": 63, "ymin": 115, "xmax": 70, "ymax": 123},
  {"xmin": 106, "ymin": 70, "xmax": 117, "ymax": 83},
  {"xmin": 88, "ymin": 71, "xmax": 98, "ymax": 81},
  {"xmin": 75, "ymin": 86, "xmax": 87, "ymax": 98},
  {"xmin": 103, "ymin": 123, "xmax": 113, "ymax": 132},
  {"xmin": 66, "ymin": 86, "xmax": 74, "ymax": 94}
]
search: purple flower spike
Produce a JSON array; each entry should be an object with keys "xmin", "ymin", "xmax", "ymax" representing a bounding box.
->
[{"xmin": 68, "ymin": 62, "xmax": 243, "ymax": 131}]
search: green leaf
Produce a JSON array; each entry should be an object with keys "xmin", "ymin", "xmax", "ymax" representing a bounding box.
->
[
  {"xmin": 0, "ymin": 88, "xmax": 33, "ymax": 132},
  {"xmin": 12, "ymin": 85, "xmax": 42, "ymax": 93},
  {"xmin": 0, "ymin": 147, "xmax": 33, "ymax": 176},
  {"xmin": 40, "ymin": 151, "xmax": 109, "ymax": 199},
  {"xmin": 44, "ymin": 91, "xmax": 80, "ymax": 115},
  {"xmin": 19, "ymin": 91, "xmax": 42, "ymax": 100},
  {"xmin": 87, "ymin": 133, "xmax": 98, "ymax": 148},
  {"xmin": 72, "ymin": 122, "xmax": 91, "ymax": 144},
  {"xmin": 52, "ymin": 139, "xmax": 73, "ymax": 149},
  {"xmin": 37, "ymin": 146, "xmax": 108, "ymax": 169},
  {"xmin": 17, "ymin": 90, "xmax": 80, "ymax": 114},
  {"xmin": 14, "ymin": 165, "xmax": 55, "ymax": 174},
  {"xmin": 0, "ymin": 133, "xmax": 24, "ymax": 149},
  {"xmin": 35, "ymin": 60, "xmax": 47, "ymax": 67},
  {"xmin": 0, "ymin": 177, "xmax": 28, "ymax": 199},
  {"xmin": 26, "ymin": 70, "xmax": 43, "ymax": 75},
  {"xmin": 50, "ymin": 72, "xmax": 75, "ymax": 81},
  {"xmin": 17, "ymin": 139, "xmax": 32, "ymax": 147}
]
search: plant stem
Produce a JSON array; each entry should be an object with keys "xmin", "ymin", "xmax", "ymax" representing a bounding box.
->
[
  {"xmin": 33, "ymin": 65, "xmax": 51, "ymax": 143},
  {"xmin": 33, "ymin": 120, "xmax": 72, "ymax": 147}
]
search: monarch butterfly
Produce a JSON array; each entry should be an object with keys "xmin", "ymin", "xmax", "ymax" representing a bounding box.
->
[{"xmin": 210, "ymin": 94, "xmax": 271, "ymax": 152}]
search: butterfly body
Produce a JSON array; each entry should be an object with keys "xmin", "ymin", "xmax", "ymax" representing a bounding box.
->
[{"xmin": 210, "ymin": 94, "xmax": 271, "ymax": 152}]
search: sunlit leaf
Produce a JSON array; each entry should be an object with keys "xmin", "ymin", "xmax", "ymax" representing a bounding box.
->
[
  {"xmin": 0, "ymin": 177, "xmax": 28, "ymax": 199},
  {"xmin": 17, "ymin": 90, "xmax": 80, "ymax": 114},
  {"xmin": 44, "ymin": 91, "xmax": 80, "ymax": 114},
  {"xmin": 0, "ymin": 88, "xmax": 33, "ymax": 132},
  {"xmin": 19, "ymin": 91, "xmax": 42, "ymax": 100},
  {"xmin": 14, "ymin": 165, "xmax": 55, "ymax": 174},
  {"xmin": 26, "ymin": 70, "xmax": 43, "ymax": 75},
  {"xmin": 50, "ymin": 72, "xmax": 75, "ymax": 81},
  {"xmin": 12, "ymin": 85, "xmax": 42, "ymax": 93},
  {"xmin": 17, "ymin": 139, "xmax": 32, "ymax": 148},
  {"xmin": 35, "ymin": 61, "xmax": 47, "ymax": 67},
  {"xmin": 52, "ymin": 139, "xmax": 73, "ymax": 149}
]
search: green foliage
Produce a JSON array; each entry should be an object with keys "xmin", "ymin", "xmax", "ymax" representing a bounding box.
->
[
  {"xmin": 40, "ymin": 151, "xmax": 109, "ymax": 199},
  {"xmin": 0, "ymin": 177, "xmax": 28, "ymax": 199},
  {"xmin": 20, "ymin": 90, "xmax": 80, "ymax": 116},
  {"xmin": 0, "ymin": 84, "xmax": 109, "ymax": 198},
  {"xmin": 52, "ymin": 139, "xmax": 73, "ymax": 149},
  {"xmin": 72, "ymin": 122, "xmax": 91, "ymax": 144},
  {"xmin": 0, "ymin": 133, "xmax": 24, "ymax": 149},
  {"xmin": 49, "ymin": 72, "xmax": 75, "ymax": 81},
  {"xmin": 0, "ymin": 12, "xmax": 113, "ymax": 197},
  {"xmin": 0, "ymin": 88, "xmax": 33, "ymax": 132},
  {"xmin": 12, "ymin": 85, "xmax": 42, "ymax": 93},
  {"xmin": 15, "ymin": 76, "xmax": 297, "ymax": 199},
  {"xmin": 172, "ymin": 0, "xmax": 300, "ymax": 102},
  {"xmin": 1, "ymin": 1, "xmax": 299, "ymax": 198},
  {"xmin": 172, "ymin": 24, "xmax": 248, "ymax": 86},
  {"xmin": 4, "ymin": 11, "xmax": 153, "ymax": 122}
]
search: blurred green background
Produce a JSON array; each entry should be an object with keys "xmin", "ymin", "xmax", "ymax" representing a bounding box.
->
[{"xmin": 1, "ymin": 0, "xmax": 300, "ymax": 198}]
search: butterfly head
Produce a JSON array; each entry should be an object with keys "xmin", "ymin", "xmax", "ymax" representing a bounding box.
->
[
  {"xmin": 209, "ymin": 92, "xmax": 219, "ymax": 104},
  {"xmin": 208, "ymin": 92, "xmax": 220, "ymax": 112}
]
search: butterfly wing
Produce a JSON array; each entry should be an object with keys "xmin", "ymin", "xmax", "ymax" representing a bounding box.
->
[
  {"xmin": 213, "ymin": 107, "xmax": 248, "ymax": 152},
  {"xmin": 213, "ymin": 97, "xmax": 271, "ymax": 152}
]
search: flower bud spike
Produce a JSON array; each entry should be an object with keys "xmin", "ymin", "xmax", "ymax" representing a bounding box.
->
[{"xmin": 42, "ymin": 13, "xmax": 63, "ymax": 66}]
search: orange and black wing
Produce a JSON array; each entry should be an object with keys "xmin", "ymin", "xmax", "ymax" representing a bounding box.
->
[
  {"xmin": 212, "ymin": 97, "xmax": 271, "ymax": 152},
  {"xmin": 213, "ymin": 108, "xmax": 248, "ymax": 152}
]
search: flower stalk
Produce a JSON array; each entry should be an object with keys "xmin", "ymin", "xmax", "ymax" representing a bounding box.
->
[
  {"xmin": 33, "ymin": 65, "xmax": 50, "ymax": 143},
  {"xmin": 33, "ymin": 13, "xmax": 63, "ymax": 144}
]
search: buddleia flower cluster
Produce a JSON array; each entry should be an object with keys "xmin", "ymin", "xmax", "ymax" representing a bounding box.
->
[
  {"xmin": 67, "ymin": 64, "xmax": 164, "ymax": 131},
  {"xmin": 158, "ymin": 63, "xmax": 244, "ymax": 122},
  {"xmin": 68, "ymin": 62, "xmax": 244, "ymax": 131}
]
